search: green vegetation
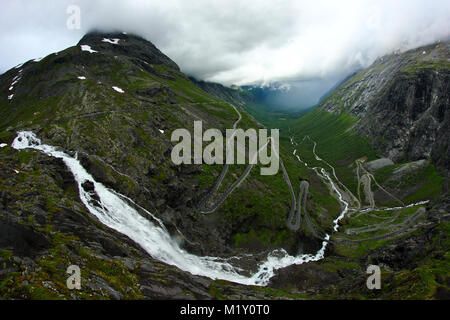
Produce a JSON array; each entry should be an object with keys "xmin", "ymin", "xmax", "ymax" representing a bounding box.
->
[
  {"xmin": 241, "ymin": 101, "xmax": 305, "ymax": 129},
  {"xmin": 0, "ymin": 230, "xmax": 144, "ymax": 300},
  {"xmin": 285, "ymin": 109, "xmax": 378, "ymax": 196},
  {"xmin": 367, "ymin": 222, "xmax": 450, "ymax": 299},
  {"xmin": 375, "ymin": 163, "xmax": 443, "ymax": 203},
  {"xmin": 233, "ymin": 227, "xmax": 289, "ymax": 248},
  {"xmin": 0, "ymin": 250, "xmax": 13, "ymax": 260},
  {"xmin": 1, "ymin": 32, "xmax": 447, "ymax": 300},
  {"xmin": 289, "ymin": 109, "xmax": 378, "ymax": 166},
  {"xmin": 402, "ymin": 59, "xmax": 450, "ymax": 75}
]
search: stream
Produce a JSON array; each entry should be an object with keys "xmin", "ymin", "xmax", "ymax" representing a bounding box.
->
[{"xmin": 11, "ymin": 131, "xmax": 352, "ymax": 286}]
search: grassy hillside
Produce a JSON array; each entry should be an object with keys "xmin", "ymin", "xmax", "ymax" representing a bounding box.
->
[
  {"xmin": 283, "ymin": 102, "xmax": 443, "ymax": 206},
  {"xmin": 285, "ymin": 109, "xmax": 378, "ymax": 196},
  {"xmin": 0, "ymin": 32, "xmax": 346, "ymax": 259}
]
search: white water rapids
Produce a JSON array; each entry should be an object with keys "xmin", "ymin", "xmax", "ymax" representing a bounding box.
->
[{"xmin": 9, "ymin": 131, "xmax": 366, "ymax": 286}]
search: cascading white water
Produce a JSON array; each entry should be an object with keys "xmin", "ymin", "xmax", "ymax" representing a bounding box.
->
[{"xmin": 10, "ymin": 131, "xmax": 351, "ymax": 286}]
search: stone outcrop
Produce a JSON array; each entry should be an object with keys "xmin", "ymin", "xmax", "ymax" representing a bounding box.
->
[{"xmin": 319, "ymin": 41, "xmax": 449, "ymax": 170}]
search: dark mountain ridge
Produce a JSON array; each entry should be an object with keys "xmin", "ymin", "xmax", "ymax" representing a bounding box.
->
[
  {"xmin": 0, "ymin": 32, "xmax": 448, "ymax": 300},
  {"xmin": 319, "ymin": 41, "xmax": 450, "ymax": 172},
  {"xmin": 0, "ymin": 31, "xmax": 346, "ymax": 299}
]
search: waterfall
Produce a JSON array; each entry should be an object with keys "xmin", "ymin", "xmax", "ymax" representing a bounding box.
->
[{"xmin": 11, "ymin": 131, "xmax": 351, "ymax": 286}]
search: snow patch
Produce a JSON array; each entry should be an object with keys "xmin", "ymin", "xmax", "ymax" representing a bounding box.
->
[
  {"xmin": 10, "ymin": 131, "xmax": 434, "ymax": 287},
  {"xmin": 102, "ymin": 38, "xmax": 120, "ymax": 45},
  {"xmin": 159, "ymin": 129, "xmax": 165, "ymax": 134},
  {"xmin": 10, "ymin": 131, "xmax": 354, "ymax": 287},
  {"xmin": 0, "ymin": 143, "xmax": 7, "ymax": 148},
  {"xmin": 80, "ymin": 45, "xmax": 98, "ymax": 53},
  {"xmin": 77, "ymin": 76, "xmax": 87, "ymax": 80},
  {"xmin": 9, "ymin": 76, "xmax": 21, "ymax": 92},
  {"xmin": 112, "ymin": 86, "xmax": 124, "ymax": 93},
  {"xmin": 8, "ymin": 94, "xmax": 14, "ymax": 100}
]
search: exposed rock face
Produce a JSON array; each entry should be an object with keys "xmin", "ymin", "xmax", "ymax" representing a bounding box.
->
[
  {"xmin": 269, "ymin": 196, "xmax": 450, "ymax": 299},
  {"xmin": 78, "ymin": 32, "xmax": 181, "ymax": 71},
  {"xmin": 365, "ymin": 158, "xmax": 394, "ymax": 172},
  {"xmin": 0, "ymin": 31, "xmax": 448, "ymax": 300},
  {"xmin": 0, "ymin": 147, "xmax": 284, "ymax": 300},
  {"xmin": 1, "ymin": 31, "xmax": 342, "ymax": 299},
  {"xmin": 1, "ymin": 31, "xmax": 317, "ymax": 259},
  {"xmin": 319, "ymin": 41, "xmax": 449, "ymax": 170},
  {"xmin": 0, "ymin": 220, "xmax": 50, "ymax": 258},
  {"xmin": 392, "ymin": 160, "xmax": 428, "ymax": 176},
  {"xmin": 189, "ymin": 77, "xmax": 247, "ymax": 108}
]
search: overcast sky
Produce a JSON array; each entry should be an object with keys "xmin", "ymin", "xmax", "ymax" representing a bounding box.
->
[{"xmin": 1, "ymin": 0, "xmax": 449, "ymax": 91}]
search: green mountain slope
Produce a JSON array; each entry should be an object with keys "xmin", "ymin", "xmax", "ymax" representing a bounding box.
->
[
  {"xmin": 0, "ymin": 32, "xmax": 347, "ymax": 299},
  {"xmin": 0, "ymin": 32, "xmax": 448, "ymax": 300},
  {"xmin": 195, "ymin": 39, "xmax": 449, "ymax": 299},
  {"xmin": 265, "ymin": 42, "xmax": 449, "ymax": 299},
  {"xmin": 169, "ymin": 41, "xmax": 450, "ymax": 299}
]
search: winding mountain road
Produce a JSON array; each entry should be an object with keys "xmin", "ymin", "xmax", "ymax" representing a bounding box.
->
[
  {"xmin": 197, "ymin": 104, "xmax": 315, "ymax": 235},
  {"xmin": 355, "ymin": 159, "xmax": 405, "ymax": 208},
  {"xmin": 304, "ymin": 135, "xmax": 361, "ymax": 210},
  {"xmin": 197, "ymin": 104, "xmax": 429, "ymax": 247},
  {"xmin": 336, "ymin": 207, "xmax": 427, "ymax": 243},
  {"xmin": 286, "ymin": 181, "xmax": 308, "ymax": 231},
  {"xmin": 288, "ymin": 132, "xmax": 431, "ymax": 245},
  {"xmin": 197, "ymin": 103, "xmax": 244, "ymax": 213}
]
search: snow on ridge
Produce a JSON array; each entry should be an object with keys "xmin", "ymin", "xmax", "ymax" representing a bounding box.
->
[
  {"xmin": 80, "ymin": 45, "xmax": 98, "ymax": 53},
  {"xmin": 9, "ymin": 74, "xmax": 22, "ymax": 92},
  {"xmin": 34, "ymin": 57, "xmax": 43, "ymax": 62},
  {"xmin": 102, "ymin": 38, "xmax": 120, "ymax": 45},
  {"xmin": 112, "ymin": 86, "xmax": 124, "ymax": 93}
]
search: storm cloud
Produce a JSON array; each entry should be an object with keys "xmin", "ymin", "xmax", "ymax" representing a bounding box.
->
[{"xmin": 1, "ymin": 0, "xmax": 449, "ymax": 88}]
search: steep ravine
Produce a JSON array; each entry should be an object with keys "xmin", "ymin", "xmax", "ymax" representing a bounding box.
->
[
  {"xmin": 319, "ymin": 41, "xmax": 449, "ymax": 170},
  {"xmin": 0, "ymin": 33, "xmax": 449, "ymax": 300}
]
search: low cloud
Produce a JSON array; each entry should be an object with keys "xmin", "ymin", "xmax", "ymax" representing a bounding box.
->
[{"xmin": 1, "ymin": 0, "xmax": 449, "ymax": 88}]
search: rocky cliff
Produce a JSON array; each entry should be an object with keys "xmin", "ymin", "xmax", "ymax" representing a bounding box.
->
[
  {"xmin": 0, "ymin": 32, "xmax": 448, "ymax": 300},
  {"xmin": 319, "ymin": 41, "xmax": 449, "ymax": 171},
  {"xmin": 189, "ymin": 77, "xmax": 248, "ymax": 108},
  {"xmin": 271, "ymin": 40, "xmax": 449, "ymax": 300},
  {"xmin": 0, "ymin": 32, "xmax": 343, "ymax": 299}
]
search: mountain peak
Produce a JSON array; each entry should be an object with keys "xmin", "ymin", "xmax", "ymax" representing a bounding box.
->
[
  {"xmin": 77, "ymin": 30, "xmax": 140, "ymax": 46},
  {"xmin": 77, "ymin": 31, "xmax": 180, "ymax": 71}
]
